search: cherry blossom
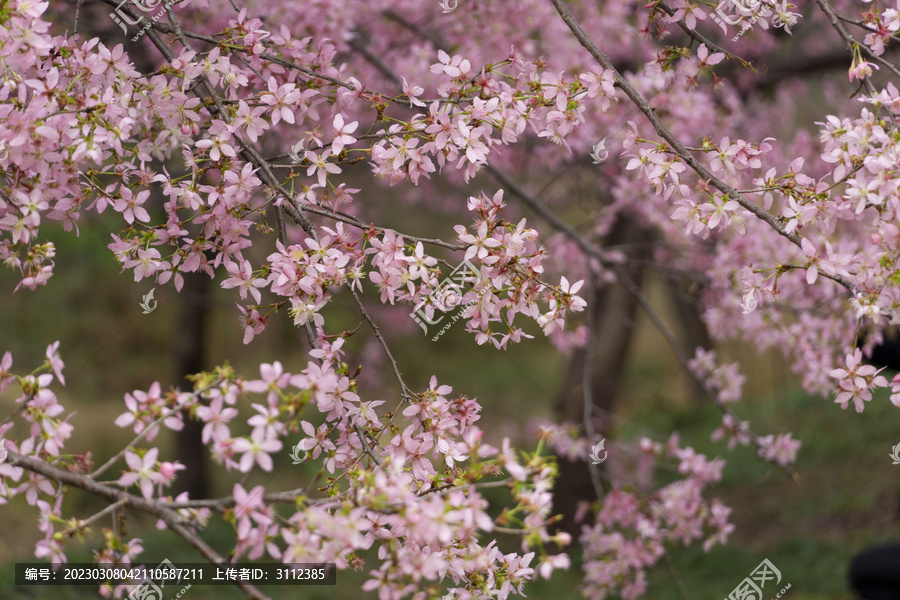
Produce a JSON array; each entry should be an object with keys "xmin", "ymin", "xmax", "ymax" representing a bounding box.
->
[
  {"xmin": 117, "ymin": 448, "xmax": 163, "ymax": 499},
  {"xmin": 6, "ymin": 0, "xmax": 900, "ymax": 596},
  {"xmin": 231, "ymin": 428, "xmax": 283, "ymax": 472}
]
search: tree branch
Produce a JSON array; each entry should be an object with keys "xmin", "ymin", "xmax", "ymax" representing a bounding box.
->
[
  {"xmin": 6, "ymin": 451, "xmax": 272, "ymax": 600},
  {"xmin": 547, "ymin": 0, "xmax": 860, "ymax": 297}
]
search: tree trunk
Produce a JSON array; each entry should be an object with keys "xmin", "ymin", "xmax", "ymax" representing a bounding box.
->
[
  {"xmin": 666, "ymin": 272, "xmax": 712, "ymax": 402},
  {"xmin": 552, "ymin": 213, "xmax": 656, "ymax": 538},
  {"xmin": 172, "ymin": 271, "xmax": 211, "ymax": 499}
]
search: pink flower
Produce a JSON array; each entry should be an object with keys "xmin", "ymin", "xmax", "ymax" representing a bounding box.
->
[
  {"xmin": 696, "ymin": 44, "xmax": 724, "ymax": 69},
  {"xmin": 849, "ymin": 60, "xmax": 879, "ymax": 81},
  {"xmin": 757, "ymin": 433, "xmax": 801, "ymax": 467},
  {"xmin": 35, "ymin": 538, "xmax": 66, "ymax": 568},
  {"xmin": 559, "ymin": 277, "xmax": 586, "ymax": 309},
  {"xmin": 117, "ymin": 448, "xmax": 162, "ymax": 499},
  {"xmin": 247, "ymin": 403, "xmax": 284, "ymax": 438},
  {"xmin": 234, "ymin": 100, "xmax": 269, "ymax": 142},
  {"xmin": 0, "ymin": 351, "xmax": 13, "ymax": 394},
  {"xmin": 231, "ymin": 428, "xmax": 282, "ymax": 472},
  {"xmin": 113, "ymin": 188, "xmax": 151, "ymax": 224},
  {"xmin": 437, "ymin": 437, "xmax": 469, "ymax": 468},
  {"xmin": 452, "ymin": 120, "xmax": 489, "ymax": 165},
  {"xmin": 195, "ymin": 396, "xmax": 238, "ymax": 444},
  {"xmin": 233, "ymin": 483, "xmax": 271, "ymax": 537},
  {"xmin": 195, "ymin": 135, "xmax": 237, "ymax": 162},
  {"xmin": 304, "ymin": 149, "xmax": 341, "ymax": 186},
  {"xmin": 124, "ymin": 248, "xmax": 162, "ymax": 282},
  {"xmin": 801, "ymin": 238, "xmax": 819, "ymax": 284},
  {"xmin": 430, "ymin": 49, "xmax": 470, "ymax": 78},
  {"xmin": 331, "ymin": 113, "xmax": 358, "ymax": 155},
  {"xmin": 829, "ymin": 348, "xmax": 889, "ymax": 412},
  {"xmin": 456, "ymin": 220, "xmax": 502, "ymax": 262},
  {"xmin": 237, "ymin": 304, "xmax": 267, "ymax": 344},
  {"xmin": 668, "ymin": 0, "xmax": 707, "ymax": 29},
  {"xmin": 261, "ymin": 77, "xmax": 301, "ymax": 125},
  {"xmin": 401, "ymin": 76, "xmax": 425, "ymax": 107},
  {"xmin": 44, "ymin": 341, "xmax": 64, "ymax": 386},
  {"xmin": 221, "ymin": 259, "xmax": 267, "ymax": 303},
  {"xmin": 537, "ymin": 553, "xmax": 571, "ymax": 579},
  {"xmin": 156, "ymin": 461, "xmax": 185, "ymax": 494},
  {"xmin": 498, "ymin": 438, "xmax": 527, "ymax": 481}
]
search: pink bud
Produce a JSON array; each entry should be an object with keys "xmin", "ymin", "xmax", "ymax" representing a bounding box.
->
[
  {"xmin": 159, "ymin": 461, "xmax": 181, "ymax": 480},
  {"xmin": 181, "ymin": 123, "xmax": 191, "ymax": 135},
  {"xmin": 871, "ymin": 233, "xmax": 882, "ymax": 245},
  {"xmin": 192, "ymin": 123, "xmax": 200, "ymax": 136}
]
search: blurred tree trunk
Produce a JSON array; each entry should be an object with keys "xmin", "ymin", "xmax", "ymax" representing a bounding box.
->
[
  {"xmin": 666, "ymin": 272, "xmax": 712, "ymax": 402},
  {"xmin": 552, "ymin": 212, "xmax": 655, "ymax": 538},
  {"xmin": 172, "ymin": 271, "xmax": 210, "ymax": 499},
  {"xmin": 65, "ymin": 7, "xmax": 211, "ymax": 496}
]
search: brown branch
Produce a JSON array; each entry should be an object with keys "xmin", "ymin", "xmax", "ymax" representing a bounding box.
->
[
  {"xmin": 6, "ymin": 451, "xmax": 272, "ymax": 600},
  {"xmin": 814, "ymin": 0, "xmax": 886, "ymax": 92},
  {"xmin": 547, "ymin": 0, "xmax": 860, "ymax": 297},
  {"xmin": 657, "ymin": 1, "xmax": 756, "ymax": 70}
]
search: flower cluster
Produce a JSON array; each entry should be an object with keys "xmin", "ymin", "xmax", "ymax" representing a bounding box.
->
[
  {"xmin": 756, "ymin": 433, "xmax": 801, "ymax": 468},
  {"xmin": 1, "ymin": 343, "xmax": 570, "ymax": 597},
  {"xmin": 579, "ymin": 435, "xmax": 732, "ymax": 600},
  {"xmin": 687, "ymin": 348, "xmax": 746, "ymax": 404},
  {"xmin": 829, "ymin": 348, "xmax": 889, "ymax": 413},
  {"xmin": 7, "ymin": 0, "xmax": 900, "ymax": 596}
]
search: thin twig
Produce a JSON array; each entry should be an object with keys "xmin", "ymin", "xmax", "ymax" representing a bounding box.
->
[
  {"xmin": 609, "ymin": 261, "xmax": 797, "ymax": 478},
  {"xmin": 90, "ymin": 378, "xmax": 222, "ymax": 480},
  {"xmin": 581, "ymin": 262, "xmax": 606, "ymax": 500},
  {"xmin": 657, "ymin": 1, "xmax": 756, "ymax": 70},
  {"xmin": 664, "ymin": 538, "xmax": 694, "ymax": 600},
  {"xmin": 346, "ymin": 285, "xmax": 412, "ymax": 399},
  {"xmin": 60, "ymin": 499, "xmax": 128, "ymax": 536},
  {"xmin": 814, "ymin": 7, "xmax": 882, "ymax": 95}
]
